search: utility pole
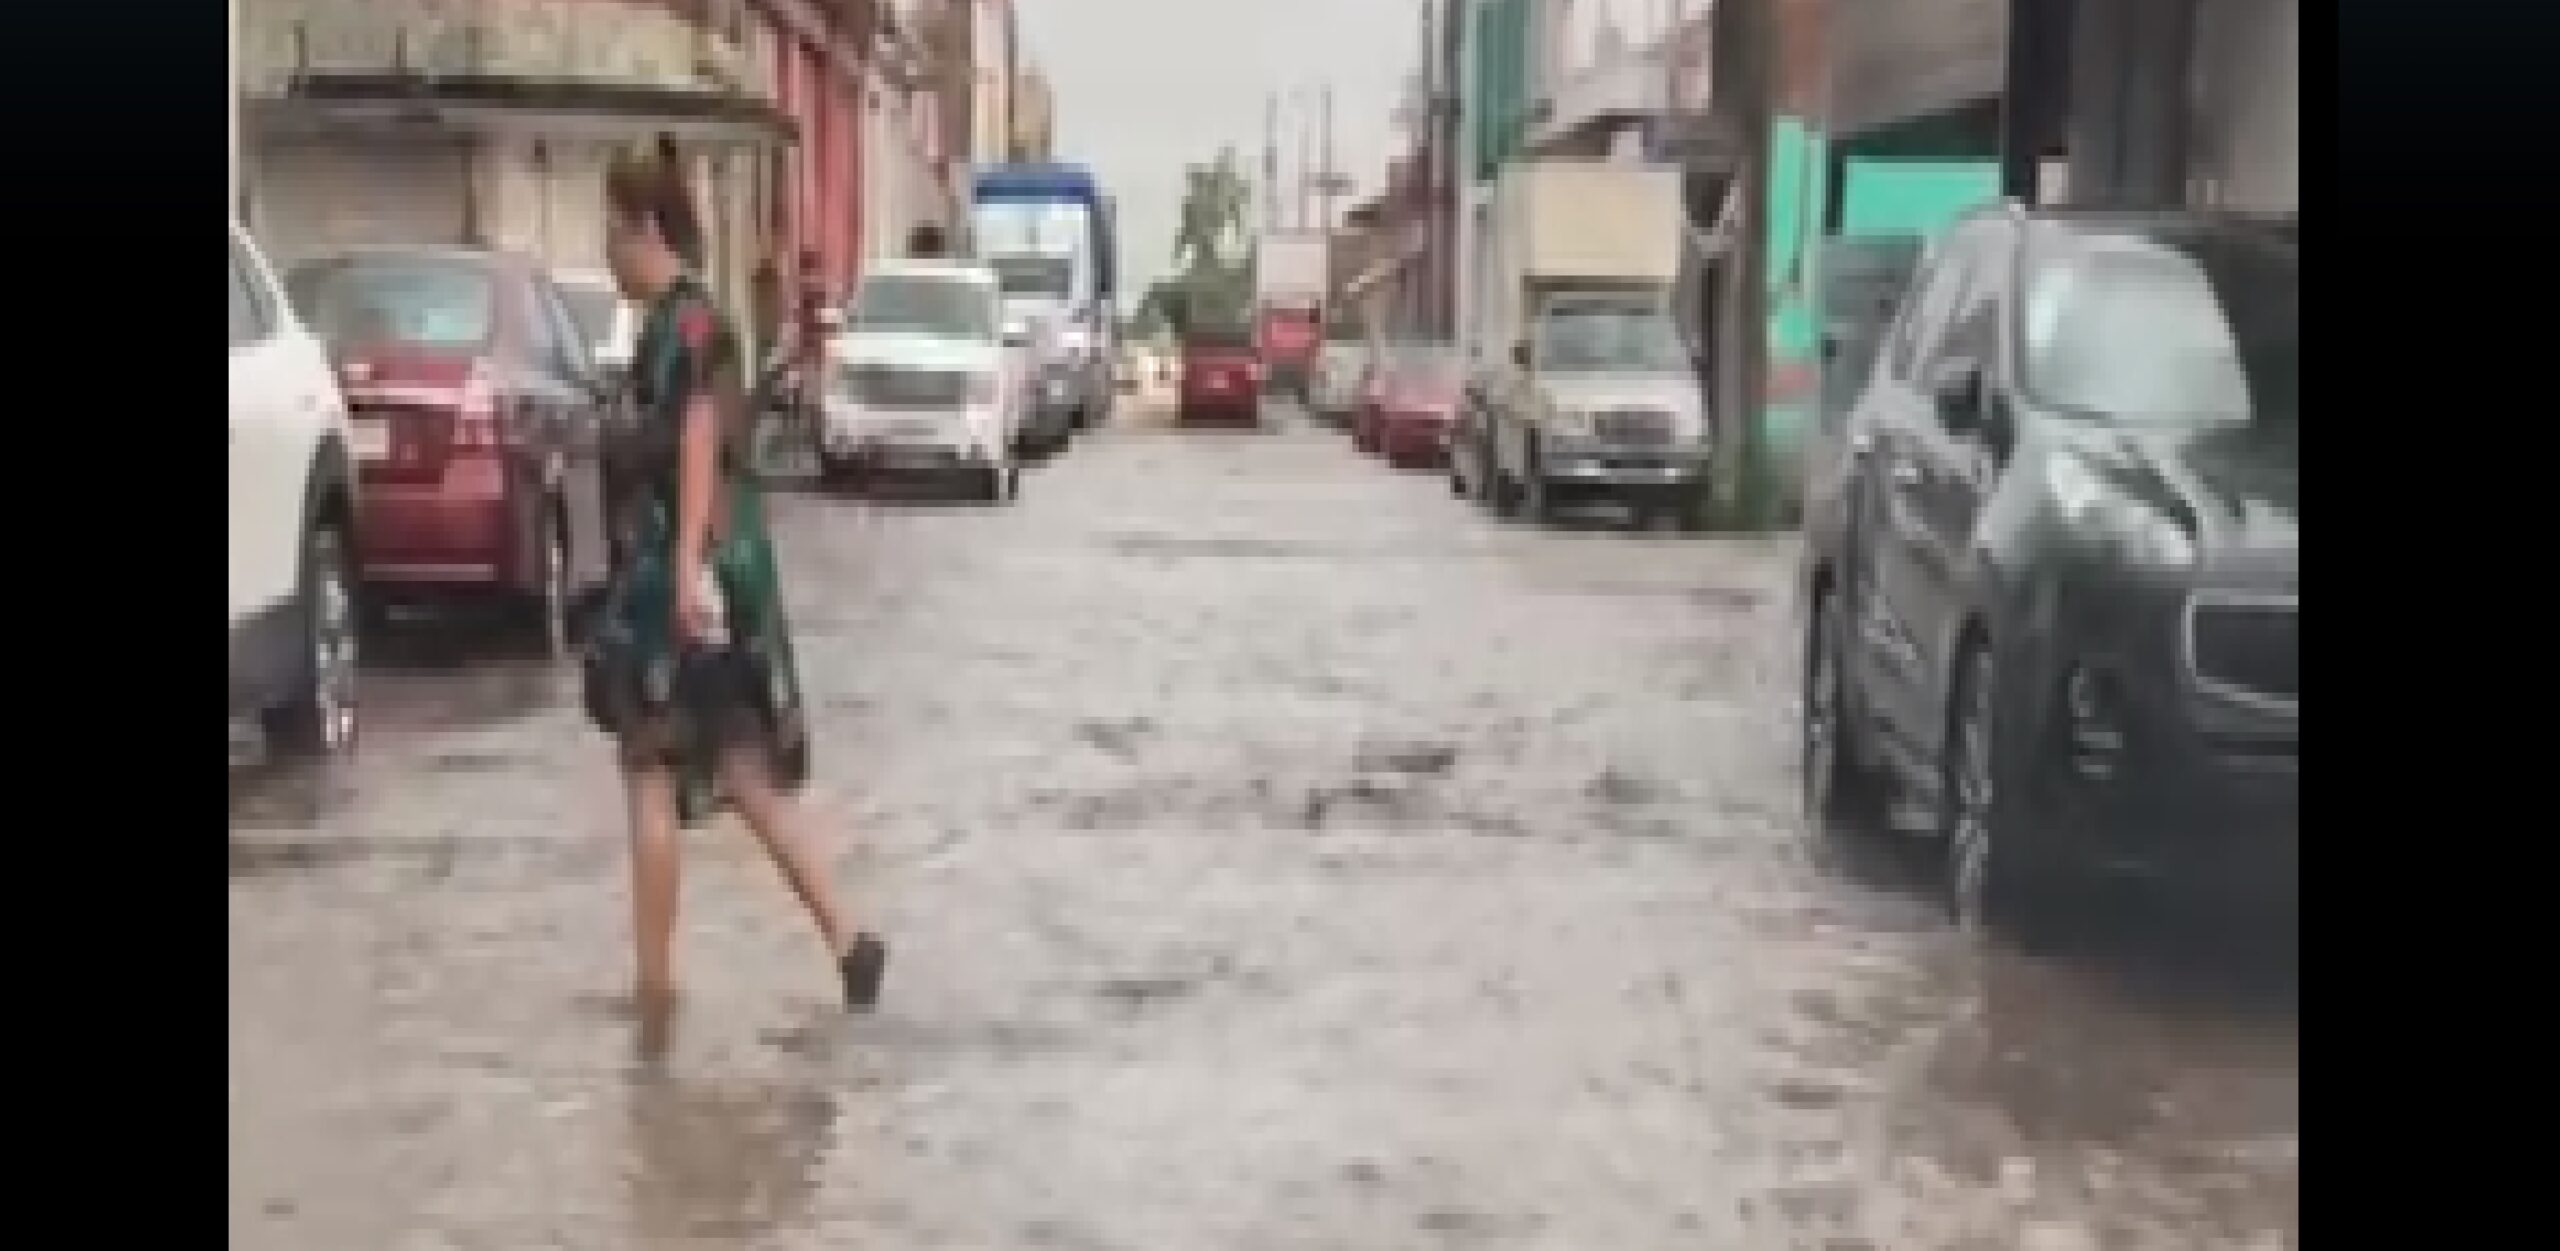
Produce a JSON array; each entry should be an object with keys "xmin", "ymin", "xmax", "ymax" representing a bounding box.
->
[
  {"xmin": 1003, "ymin": 0, "xmax": 1019, "ymax": 164},
  {"xmin": 1297, "ymin": 87, "xmax": 1318, "ymax": 229},
  {"xmin": 1318, "ymin": 84, "xmax": 1336, "ymax": 230},
  {"xmin": 1424, "ymin": 0, "xmax": 1448, "ymax": 335},
  {"xmin": 1704, "ymin": 0, "xmax": 1773, "ymax": 529},
  {"xmin": 1264, "ymin": 91, "xmax": 1281, "ymax": 232}
]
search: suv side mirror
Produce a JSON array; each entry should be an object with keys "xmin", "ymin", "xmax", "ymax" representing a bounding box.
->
[{"xmin": 1929, "ymin": 361, "xmax": 1986, "ymax": 434}]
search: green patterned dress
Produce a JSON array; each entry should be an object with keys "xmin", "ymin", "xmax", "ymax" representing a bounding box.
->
[{"xmin": 584, "ymin": 276, "xmax": 811, "ymax": 825}]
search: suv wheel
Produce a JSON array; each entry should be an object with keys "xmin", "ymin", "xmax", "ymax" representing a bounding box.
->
[
  {"xmin": 815, "ymin": 453, "xmax": 849, "ymax": 492},
  {"xmin": 1944, "ymin": 640, "xmax": 2073, "ymax": 948},
  {"xmin": 978, "ymin": 461, "xmax": 1018, "ymax": 504},
  {"xmin": 1467, "ymin": 443, "xmax": 1499, "ymax": 510},
  {"xmin": 264, "ymin": 522, "xmax": 358, "ymax": 756},
  {"xmin": 1803, "ymin": 590, "xmax": 1883, "ymax": 836},
  {"xmin": 1675, "ymin": 490, "xmax": 1713, "ymax": 534},
  {"xmin": 1521, "ymin": 446, "xmax": 1560, "ymax": 526},
  {"xmin": 527, "ymin": 507, "xmax": 570, "ymax": 658}
]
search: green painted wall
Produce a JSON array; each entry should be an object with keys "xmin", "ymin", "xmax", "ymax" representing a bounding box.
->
[
  {"xmin": 1758, "ymin": 117, "xmax": 1998, "ymax": 516},
  {"xmin": 1470, "ymin": 0, "xmax": 1533, "ymax": 182}
]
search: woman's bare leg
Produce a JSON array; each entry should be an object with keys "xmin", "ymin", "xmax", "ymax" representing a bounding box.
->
[
  {"xmin": 717, "ymin": 748, "xmax": 853, "ymax": 957},
  {"xmin": 624, "ymin": 766, "xmax": 685, "ymax": 1001}
]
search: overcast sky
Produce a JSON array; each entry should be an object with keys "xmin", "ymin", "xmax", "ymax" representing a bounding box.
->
[{"xmin": 1014, "ymin": 0, "xmax": 1432, "ymax": 297}]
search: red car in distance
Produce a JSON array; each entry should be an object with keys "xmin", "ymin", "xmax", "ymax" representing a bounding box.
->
[
  {"xmin": 1352, "ymin": 339, "xmax": 1466, "ymax": 469},
  {"xmin": 1177, "ymin": 328, "xmax": 1263, "ymax": 427},
  {"xmin": 284, "ymin": 248, "xmax": 610, "ymax": 653}
]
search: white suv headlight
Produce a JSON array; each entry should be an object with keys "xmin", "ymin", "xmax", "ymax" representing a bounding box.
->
[
  {"xmin": 1542, "ymin": 406, "xmax": 1594, "ymax": 439},
  {"xmin": 2044, "ymin": 454, "xmax": 2197, "ymax": 568}
]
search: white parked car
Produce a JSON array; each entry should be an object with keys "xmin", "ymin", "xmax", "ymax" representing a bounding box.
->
[
  {"xmin": 550, "ymin": 267, "xmax": 638, "ymax": 381},
  {"xmin": 229, "ymin": 220, "xmax": 361, "ymax": 754},
  {"xmin": 820, "ymin": 261, "xmax": 1019, "ymax": 502}
]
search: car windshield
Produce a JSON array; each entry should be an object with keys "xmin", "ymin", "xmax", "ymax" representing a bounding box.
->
[
  {"xmin": 990, "ymin": 254, "xmax": 1075, "ymax": 299},
  {"xmin": 1535, "ymin": 304, "xmax": 1687, "ymax": 372},
  {"xmin": 1381, "ymin": 342, "xmax": 1463, "ymax": 387},
  {"xmin": 848, "ymin": 275, "xmax": 995, "ymax": 339},
  {"xmin": 555, "ymin": 282, "xmax": 621, "ymax": 352},
  {"xmin": 286, "ymin": 255, "xmax": 496, "ymax": 352},
  {"xmin": 2020, "ymin": 223, "xmax": 2297, "ymax": 426}
]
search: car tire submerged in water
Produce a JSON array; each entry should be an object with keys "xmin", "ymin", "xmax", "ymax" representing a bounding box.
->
[
  {"xmin": 975, "ymin": 461, "xmax": 1018, "ymax": 505},
  {"xmin": 1521, "ymin": 451, "xmax": 1562, "ymax": 527},
  {"xmin": 264, "ymin": 522, "xmax": 359, "ymax": 757},
  {"xmin": 816, "ymin": 453, "xmax": 857, "ymax": 493},
  {"xmin": 1802, "ymin": 590, "xmax": 1885, "ymax": 839},
  {"xmin": 1677, "ymin": 494, "xmax": 1713, "ymax": 533},
  {"xmin": 1943, "ymin": 639, "xmax": 2076, "ymax": 950},
  {"xmin": 523, "ymin": 506, "xmax": 571, "ymax": 658}
]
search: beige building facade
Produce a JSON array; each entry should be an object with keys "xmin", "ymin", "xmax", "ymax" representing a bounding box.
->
[{"xmin": 237, "ymin": 0, "xmax": 786, "ymax": 322}]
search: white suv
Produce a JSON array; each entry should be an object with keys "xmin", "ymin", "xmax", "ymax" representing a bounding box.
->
[
  {"xmin": 229, "ymin": 221, "xmax": 360, "ymax": 754},
  {"xmin": 821, "ymin": 261, "xmax": 1020, "ymax": 501}
]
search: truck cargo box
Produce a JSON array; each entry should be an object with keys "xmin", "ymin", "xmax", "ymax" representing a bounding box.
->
[
  {"xmin": 1499, "ymin": 162, "xmax": 1682, "ymax": 289},
  {"xmin": 1255, "ymin": 230, "xmax": 1331, "ymax": 307}
]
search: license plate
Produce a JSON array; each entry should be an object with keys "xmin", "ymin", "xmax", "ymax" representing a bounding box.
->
[
  {"xmin": 351, "ymin": 418, "xmax": 390, "ymax": 462},
  {"xmin": 878, "ymin": 445, "xmax": 954, "ymax": 469},
  {"xmin": 859, "ymin": 416, "xmax": 939, "ymax": 444}
]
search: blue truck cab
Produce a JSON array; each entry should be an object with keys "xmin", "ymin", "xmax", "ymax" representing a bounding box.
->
[{"xmin": 971, "ymin": 164, "xmax": 1119, "ymax": 437}]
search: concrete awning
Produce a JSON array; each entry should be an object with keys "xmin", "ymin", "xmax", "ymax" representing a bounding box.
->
[
  {"xmin": 1826, "ymin": 0, "xmax": 2008, "ymax": 136},
  {"xmin": 250, "ymin": 74, "xmax": 796, "ymax": 149},
  {"xmin": 1529, "ymin": 51, "xmax": 1668, "ymax": 155},
  {"xmin": 1342, "ymin": 233, "xmax": 1426, "ymax": 302}
]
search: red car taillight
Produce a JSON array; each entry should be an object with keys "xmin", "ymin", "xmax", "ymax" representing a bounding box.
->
[
  {"xmin": 451, "ymin": 412, "xmax": 501, "ymax": 450},
  {"xmin": 448, "ymin": 379, "xmax": 506, "ymax": 451}
]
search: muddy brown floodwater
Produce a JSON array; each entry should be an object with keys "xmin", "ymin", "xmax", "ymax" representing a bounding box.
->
[{"xmin": 230, "ymin": 399, "xmax": 2297, "ymax": 1250}]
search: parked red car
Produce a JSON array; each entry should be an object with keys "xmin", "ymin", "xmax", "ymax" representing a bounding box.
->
[
  {"xmin": 285, "ymin": 248, "xmax": 609, "ymax": 651},
  {"xmin": 1353, "ymin": 339, "xmax": 1466, "ymax": 469},
  {"xmin": 1177, "ymin": 329, "xmax": 1263, "ymax": 426}
]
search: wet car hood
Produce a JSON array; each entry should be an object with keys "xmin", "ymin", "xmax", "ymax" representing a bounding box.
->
[
  {"xmin": 829, "ymin": 331, "xmax": 1000, "ymax": 375},
  {"xmin": 2073, "ymin": 421, "xmax": 2299, "ymax": 557}
]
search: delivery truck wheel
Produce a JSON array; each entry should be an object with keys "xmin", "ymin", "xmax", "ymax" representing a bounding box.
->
[
  {"xmin": 1528, "ymin": 478, "xmax": 1561, "ymax": 526},
  {"xmin": 1493, "ymin": 469, "xmax": 1524, "ymax": 520},
  {"xmin": 1521, "ymin": 449, "xmax": 1563, "ymax": 527}
]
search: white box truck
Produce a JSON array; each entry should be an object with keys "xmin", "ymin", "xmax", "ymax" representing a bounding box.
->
[{"xmin": 1452, "ymin": 161, "xmax": 1710, "ymax": 529}]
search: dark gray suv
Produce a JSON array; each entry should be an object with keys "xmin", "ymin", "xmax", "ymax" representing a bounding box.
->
[{"xmin": 1798, "ymin": 203, "xmax": 2297, "ymax": 945}]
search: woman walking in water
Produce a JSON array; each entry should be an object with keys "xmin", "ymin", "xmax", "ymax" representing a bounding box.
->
[{"xmin": 588, "ymin": 135, "xmax": 886, "ymax": 1027}]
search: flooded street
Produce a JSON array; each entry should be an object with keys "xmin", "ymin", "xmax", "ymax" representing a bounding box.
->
[{"xmin": 230, "ymin": 404, "xmax": 2296, "ymax": 1250}]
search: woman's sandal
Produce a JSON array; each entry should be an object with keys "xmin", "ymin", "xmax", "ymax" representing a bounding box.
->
[{"xmin": 840, "ymin": 933, "xmax": 888, "ymax": 1012}]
